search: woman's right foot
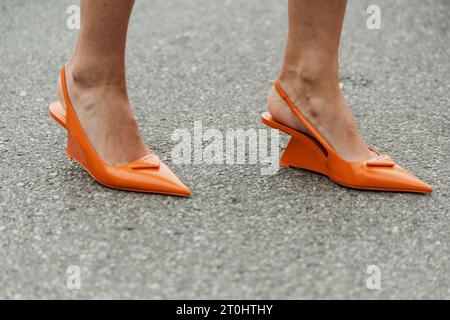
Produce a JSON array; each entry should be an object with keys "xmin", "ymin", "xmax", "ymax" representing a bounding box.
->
[
  {"xmin": 57, "ymin": 63, "xmax": 150, "ymax": 166},
  {"xmin": 267, "ymin": 71, "xmax": 376, "ymax": 162}
]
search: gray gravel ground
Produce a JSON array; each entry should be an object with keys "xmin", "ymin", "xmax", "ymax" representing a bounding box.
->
[{"xmin": 0, "ymin": 0, "xmax": 449, "ymax": 299}]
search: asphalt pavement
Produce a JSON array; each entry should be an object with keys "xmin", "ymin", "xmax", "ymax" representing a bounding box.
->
[{"xmin": 0, "ymin": 0, "xmax": 449, "ymax": 299}]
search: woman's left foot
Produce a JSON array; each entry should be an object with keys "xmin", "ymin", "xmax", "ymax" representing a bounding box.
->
[{"xmin": 267, "ymin": 71, "xmax": 376, "ymax": 162}]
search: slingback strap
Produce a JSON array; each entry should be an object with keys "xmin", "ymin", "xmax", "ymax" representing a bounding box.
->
[
  {"xmin": 274, "ymin": 80, "xmax": 333, "ymax": 152},
  {"xmin": 274, "ymin": 80, "xmax": 395, "ymax": 165},
  {"xmin": 60, "ymin": 66, "xmax": 73, "ymax": 109},
  {"xmin": 60, "ymin": 65, "xmax": 161, "ymax": 170}
]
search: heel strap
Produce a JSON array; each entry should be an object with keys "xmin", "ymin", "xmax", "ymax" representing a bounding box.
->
[
  {"xmin": 59, "ymin": 65, "xmax": 103, "ymax": 162},
  {"xmin": 274, "ymin": 80, "xmax": 333, "ymax": 152},
  {"xmin": 60, "ymin": 66, "xmax": 73, "ymax": 110}
]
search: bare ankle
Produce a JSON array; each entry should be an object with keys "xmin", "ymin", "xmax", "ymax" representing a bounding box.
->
[
  {"xmin": 65, "ymin": 58, "xmax": 127, "ymax": 89},
  {"xmin": 278, "ymin": 58, "xmax": 341, "ymax": 99},
  {"xmin": 57, "ymin": 62, "xmax": 128, "ymax": 112}
]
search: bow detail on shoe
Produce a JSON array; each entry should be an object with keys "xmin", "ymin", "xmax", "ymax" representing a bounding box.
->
[
  {"xmin": 366, "ymin": 155, "xmax": 395, "ymax": 167},
  {"xmin": 129, "ymin": 154, "xmax": 161, "ymax": 169}
]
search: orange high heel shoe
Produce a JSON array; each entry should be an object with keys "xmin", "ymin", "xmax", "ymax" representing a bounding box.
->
[
  {"xmin": 261, "ymin": 81, "xmax": 432, "ymax": 193},
  {"xmin": 48, "ymin": 66, "xmax": 191, "ymax": 197}
]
